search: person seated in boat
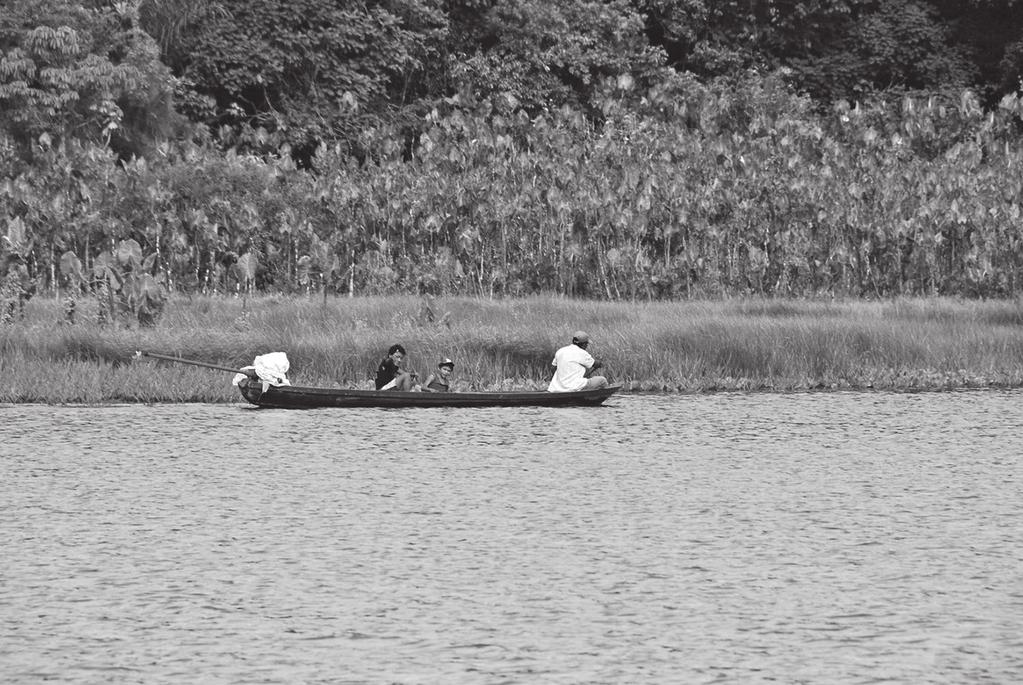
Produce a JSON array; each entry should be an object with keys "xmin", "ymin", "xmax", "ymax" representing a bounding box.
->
[
  {"xmin": 375, "ymin": 343, "xmax": 417, "ymax": 391},
  {"xmin": 548, "ymin": 331, "xmax": 608, "ymax": 392},
  {"xmin": 420, "ymin": 357, "xmax": 455, "ymax": 392}
]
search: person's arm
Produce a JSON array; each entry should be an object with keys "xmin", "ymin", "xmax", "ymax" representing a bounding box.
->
[
  {"xmin": 420, "ymin": 373, "xmax": 437, "ymax": 391},
  {"xmin": 580, "ymin": 348, "xmax": 601, "ymax": 377}
]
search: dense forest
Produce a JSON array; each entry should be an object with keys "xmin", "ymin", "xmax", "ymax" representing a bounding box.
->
[{"xmin": 4, "ymin": 0, "xmax": 1023, "ymax": 313}]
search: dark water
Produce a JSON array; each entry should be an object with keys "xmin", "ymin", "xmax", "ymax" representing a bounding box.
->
[{"xmin": 2, "ymin": 391, "xmax": 1021, "ymax": 683}]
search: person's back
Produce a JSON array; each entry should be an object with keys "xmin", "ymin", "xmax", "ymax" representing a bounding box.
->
[{"xmin": 548, "ymin": 331, "xmax": 608, "ymax": 392}]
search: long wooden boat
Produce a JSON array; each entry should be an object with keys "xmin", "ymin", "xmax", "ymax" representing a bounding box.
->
[{"xmin": 236, "ymin": 377, "xmax": 621, "ymax": 409}]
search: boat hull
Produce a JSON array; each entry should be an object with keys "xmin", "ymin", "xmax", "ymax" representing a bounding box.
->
[{"xmin": 237, "ymin": 378, "xmax": 620, "ymax": 409}]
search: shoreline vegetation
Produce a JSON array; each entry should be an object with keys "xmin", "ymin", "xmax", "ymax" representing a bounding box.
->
[{"xmin": 2, "ymin": 294, "xmax": 1023, "ymax": 404}]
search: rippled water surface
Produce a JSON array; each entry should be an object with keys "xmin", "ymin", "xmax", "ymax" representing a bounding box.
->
[{"xmin": 2, "ymin": 391, "xmax": 1022, "ymax": 684}]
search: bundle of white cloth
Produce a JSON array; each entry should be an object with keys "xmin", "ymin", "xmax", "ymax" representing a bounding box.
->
[{"xmin": 232, "ymin": 352, "xmax": 292, "ymax": 392}]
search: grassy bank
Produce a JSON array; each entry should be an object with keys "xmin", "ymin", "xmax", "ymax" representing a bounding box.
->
[{"xmin": 2, "ymin": 294, "xmax": 1023, "ymax": 403}]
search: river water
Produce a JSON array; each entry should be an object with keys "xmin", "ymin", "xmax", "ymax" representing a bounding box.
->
[{"xmin": 1, "ymin": 391, "xmax": 1021, "ymax": 684}]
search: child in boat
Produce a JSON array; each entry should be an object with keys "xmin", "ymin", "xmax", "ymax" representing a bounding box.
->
[
  {"xmin": 375, "ymin": 343, "xmax": 417, "ymax": 390},
  {"xmin": 420, "ymin": 358, "xmax": 455, "ymax": 392}
]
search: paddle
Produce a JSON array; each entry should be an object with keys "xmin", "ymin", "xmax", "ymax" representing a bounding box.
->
[{"xmin": 135, "ymin": 350, "xmax": 251, "ymax": 376}]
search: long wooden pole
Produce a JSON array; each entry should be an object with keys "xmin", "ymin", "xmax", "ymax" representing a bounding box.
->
[{"xmin": 136, "ymin": 350, "xmax": 244, "ymax": 375}]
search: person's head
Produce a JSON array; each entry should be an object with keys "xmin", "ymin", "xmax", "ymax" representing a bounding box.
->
[
  {"xmin": 387, "ymin": 343, "xmax": 407, "ymax": 362},
  {"xmin": 571, "ymin": 330, "xmax": 590, "ymax": 349},
  {"xmin": 438, "ymin": 358, "xmax": 454, "ymax": 376}
]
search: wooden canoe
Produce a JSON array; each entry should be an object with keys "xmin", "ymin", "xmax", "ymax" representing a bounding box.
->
[{"xmin": 237, "ymin": 377, "xmax": 620, "ymax": 409}]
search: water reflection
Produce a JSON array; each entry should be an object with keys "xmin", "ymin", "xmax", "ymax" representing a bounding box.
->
[{"xmin": 2, "ymin": 391, "xmax": 1021, "ymax": 683}]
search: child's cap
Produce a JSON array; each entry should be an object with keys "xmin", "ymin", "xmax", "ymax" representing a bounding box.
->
[{"xmin": 439, "ymin": 358, "xmax": 454, "ymax": 369}]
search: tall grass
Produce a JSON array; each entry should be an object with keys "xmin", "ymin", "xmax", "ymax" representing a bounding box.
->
[{"xmin": 2, "ymin": 294, "xmax": 1023, "ymax": 403}]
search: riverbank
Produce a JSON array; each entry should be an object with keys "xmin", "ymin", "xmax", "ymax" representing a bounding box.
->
[{"xmin": 2, "ymin": 294, "xmax": 1022, "ymax": 403}]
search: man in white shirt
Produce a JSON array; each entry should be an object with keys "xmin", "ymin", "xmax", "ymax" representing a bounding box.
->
[{"xmin": 547, "ymin": 331, "xmax": 609, "ymax": 392}]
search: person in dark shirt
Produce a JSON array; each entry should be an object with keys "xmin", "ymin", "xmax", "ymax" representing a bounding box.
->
[
  {"xmin": 374, "ymin": 343, "xmax": 416, "ymax": 390},
  {"xmin": 421, "ymin": 358, "xmax": 455, "ymax": 392}
]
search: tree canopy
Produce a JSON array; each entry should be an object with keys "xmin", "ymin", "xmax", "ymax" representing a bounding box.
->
[
  {"xmin": 0, "ymin": 0, "xmax": 178, "ymax": 161},
  {"xmin": 3, "ymin": 0, "xmax": 1023, "ymax": 158},
  {"xmin": 166, "ymin": 0, "xmax": 448, "ymax": 157},
  {"xmin": 5, "ymin": 0, "xmax": 1023, "ymax": 303}
]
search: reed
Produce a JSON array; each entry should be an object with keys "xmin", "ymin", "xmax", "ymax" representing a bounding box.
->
[{"xmin": 2, "ymin": 294, "xmax": 1022, "ymax": 403}]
